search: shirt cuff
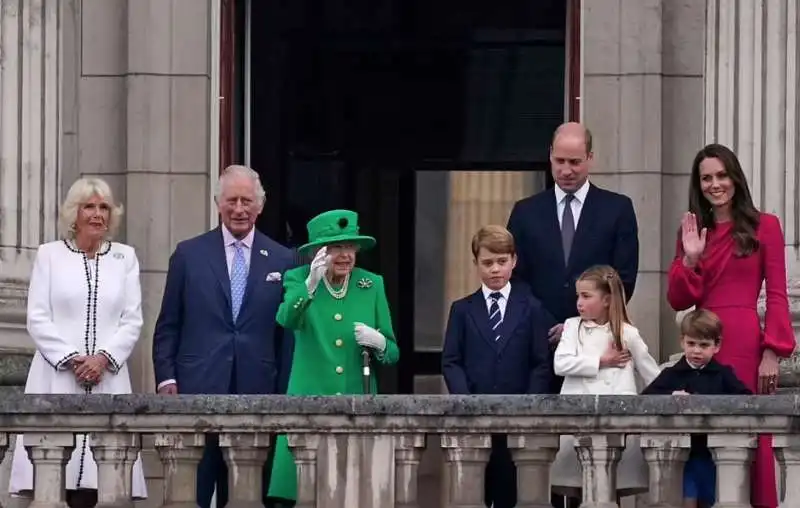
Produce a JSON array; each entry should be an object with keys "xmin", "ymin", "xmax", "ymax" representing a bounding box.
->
[{"xmin": 157, "ymin": 379, "xmax": 177, "ymax": 391}]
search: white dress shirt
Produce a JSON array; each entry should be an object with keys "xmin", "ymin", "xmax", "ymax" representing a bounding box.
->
[
  {"xmin": 554, "ymin": 179, "xmax": 591, "ymax": 228},
  {"xmin": 221, "ymin": 224, "xmax": 254, "ymax": 275},
  {"xmin": 481, "ymin": 282, "xmax": 511, "ymax": 320}
]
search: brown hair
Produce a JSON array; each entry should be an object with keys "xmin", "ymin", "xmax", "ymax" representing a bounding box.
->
[
  {"xmin": 688, "ymin": 144, "xmax": 760, "ymax": 256},
  {"xmin": 471, "ymin": 225, "xmax": 516, "ymax": 258},
  {"xmin": 680, "ymin": 308, "xmax": 723, "ymax": 345},
  {"xmin": 551, "ymin": 123, "xmax": 594, "ymax": 154},
  {"xmin": 577, "ymin": 265, "xmax": 630, "ymax": 349}
]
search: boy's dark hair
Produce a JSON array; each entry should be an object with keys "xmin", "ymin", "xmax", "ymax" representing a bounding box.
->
[
  {"xmin": 471, "ymin": 225, "xmax": 515, "ymax": 258},
  {"xmin": 680, "ymin": 308, "xmax": 723, "ymax": 345}
]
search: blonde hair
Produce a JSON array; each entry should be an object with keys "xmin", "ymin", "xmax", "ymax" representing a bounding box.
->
[
  {"xmin": 215, "ymin": 165, "xmax": 266, "ymax": 205},
  {"xmin": 471, "ymin": 225, "xmax": 515, "ymax": 258},
  {"xmin": 577, "ymin": 265, "xmax": 630, "ymax": 349},
  {"xmin": 680, "ymin": 308, "xmax": 723, "ymax": 345},
  {"xmin": 58, "ymin": 177, "xmax": 124, "ymax": 240}
]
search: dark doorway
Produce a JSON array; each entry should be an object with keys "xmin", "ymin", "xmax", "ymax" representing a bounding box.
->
[{"xmin": 237, "ymin": 0, "xmax": 570, "ymax": 394}]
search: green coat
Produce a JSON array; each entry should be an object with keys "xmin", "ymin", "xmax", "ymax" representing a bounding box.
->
[{"xmin": 267, "ymin": 265, "xmax": 399, "ymax": 500}]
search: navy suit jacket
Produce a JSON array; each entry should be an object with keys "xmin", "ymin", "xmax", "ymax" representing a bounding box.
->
[
  {"xmin": 152, "ymin": 227, "xmax": 296, "ymax": 395},
  {"xmin": 441, "ymin": 285, "xmax": 552, "ymax": 395},
  {"xmin": 507, "ymin": 183, "xmax": 639, "ymax": 324}
]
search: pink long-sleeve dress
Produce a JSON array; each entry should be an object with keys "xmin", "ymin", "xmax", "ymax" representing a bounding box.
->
[{"xmin": 667, "ymin": 212, "xmax": 795, "ymax": 508}]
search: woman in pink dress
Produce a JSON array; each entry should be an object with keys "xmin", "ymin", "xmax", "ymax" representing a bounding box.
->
[{"xmin": 667, "ymin": 143, "xmax": 795, "ymax": 508}]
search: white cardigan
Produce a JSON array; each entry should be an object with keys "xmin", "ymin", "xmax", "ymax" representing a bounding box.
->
[
  {"xmin": 554, "ymin": 317, "xmax": 661, "ymax": 395},
  {"xmin": 9, "ymin": 240, "xmax": 147, "ymax": 497}
]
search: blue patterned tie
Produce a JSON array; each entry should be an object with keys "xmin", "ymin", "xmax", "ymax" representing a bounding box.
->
[
  {"xmin": 488, "ymin": 292, "xmax": 503, "ymax": 341},
  {"xmin": 230, "ymin": 241, "xmax": 248, "ymax": 321}
]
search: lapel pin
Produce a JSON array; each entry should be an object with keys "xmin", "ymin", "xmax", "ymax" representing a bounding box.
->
[{"xmin": 260, "ymin": 249, "xmax": 269, "ymax": 257}]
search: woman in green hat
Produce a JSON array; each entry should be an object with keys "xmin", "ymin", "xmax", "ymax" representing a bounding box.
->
[{"xmin": 267, "ymin": 209, "xmax": 400, "ymax": 502}]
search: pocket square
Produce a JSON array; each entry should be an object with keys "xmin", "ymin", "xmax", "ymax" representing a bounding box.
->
[{"xmin": 266, "ymin": 272, "xmax": 282, "ymax": 282}]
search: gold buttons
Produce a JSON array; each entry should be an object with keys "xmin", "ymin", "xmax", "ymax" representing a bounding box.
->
[
  {"xmin": 335, "ymin": 392, "xmax": 342, "ymax": 396},
  {"xmin": 334, "ymin": 313, "xmax": 342, "ymax": 321},
  {"xmin": 335, "ymin": 339, "xmax": 343, "ymax": 347},
  {"xmin": 335, "ymin": 366, "xmax": 343, "ymax": 374}
]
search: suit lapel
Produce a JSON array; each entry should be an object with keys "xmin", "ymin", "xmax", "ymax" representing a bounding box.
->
[
  {"xmin": 568, "ymin": 184, "xmax": 601, "ymax": 268},
  {"xmin": 541, "ymin": 188, "xmax": 567, "ymax": 269},
  {"xmin": 467, "ymin": 291, "xmax": 498, "ymax": 347},
  {"xmin": 496, "ymin": 286, "xmax": 527, "ymax": 353},
  {"xmin": 207, "ymin": 228, "xmax": 232, "ymax": 309}
]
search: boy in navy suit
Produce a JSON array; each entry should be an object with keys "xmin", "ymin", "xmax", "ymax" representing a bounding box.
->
[{"xmin": 442, "ymin": 225, "xmax": 553, "ymax": 508}]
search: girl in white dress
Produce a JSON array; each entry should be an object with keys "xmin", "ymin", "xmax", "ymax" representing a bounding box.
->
[
  {"xmin": 550, "ymin": 265, "xmax": 661, "ymax": 500},
  {"xmin": 9, "ymin": 178, "xmax": 147, "ymax": 508}
]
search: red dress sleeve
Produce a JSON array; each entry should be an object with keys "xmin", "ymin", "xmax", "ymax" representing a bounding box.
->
[
  {"xmin": 667, "ymin": 234, "xmax": 704, "ymax": 311},
  {"xmin": 760, "ymin": 213, "xmax": 796, "ymax": 358}
]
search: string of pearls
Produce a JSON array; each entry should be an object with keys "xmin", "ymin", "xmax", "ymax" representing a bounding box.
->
[{"xmin": 323, "ymin": 272, "xmax": 350, "ymax": 299}]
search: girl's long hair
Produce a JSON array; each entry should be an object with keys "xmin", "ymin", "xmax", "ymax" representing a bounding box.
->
[
  {"xmin": 577, "ymin": 265, "xmax": 631, "ymax": 350},
  {"xmin": 689, "ymin": 143, "xmax": 760, "ymax": 256}
]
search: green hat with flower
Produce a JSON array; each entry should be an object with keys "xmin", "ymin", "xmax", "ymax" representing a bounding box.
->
[{"xmin": 298, "ymin": 209, "xmax": 376, "ymax": 256}]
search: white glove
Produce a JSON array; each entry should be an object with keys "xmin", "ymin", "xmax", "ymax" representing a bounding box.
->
[
  {"xmin": 354, "ymin": 322, "xmax": 387, "ymax": 353},
  {"xmin": 305, "ymin": 247, "xmax": 330, "ymax": 296}
]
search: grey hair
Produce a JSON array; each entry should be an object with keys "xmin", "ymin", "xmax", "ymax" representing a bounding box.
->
[
  {"xmin": 215, "ymin": 165, "xmax": 266, "ymax": 205},
  {"xmin": 57, "ymin": 177, "xmax": 124, "ymax": 240}
]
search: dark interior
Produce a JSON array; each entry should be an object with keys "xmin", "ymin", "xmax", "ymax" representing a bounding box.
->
[{"xmin": 239, "ymin": 0, "xmax": 566, "ymax": 393}]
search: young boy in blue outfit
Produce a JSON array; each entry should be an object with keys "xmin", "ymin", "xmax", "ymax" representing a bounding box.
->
[
  {"xmin": 442, "ymin": 225, "xmax": 553, "ymax": 508},
  {"xmin": 642, "ymin": 308, "xmax": 751, "ymax": 508}
]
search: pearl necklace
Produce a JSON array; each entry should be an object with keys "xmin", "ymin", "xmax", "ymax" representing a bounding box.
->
[{"xmin": 323, "ymin": 272, "xmax": 350, "ymax": 299}]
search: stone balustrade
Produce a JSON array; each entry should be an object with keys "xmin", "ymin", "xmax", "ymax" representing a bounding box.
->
[{"xmin": 0, "ymin": 395, "xmax": 798, "ymax": 508}]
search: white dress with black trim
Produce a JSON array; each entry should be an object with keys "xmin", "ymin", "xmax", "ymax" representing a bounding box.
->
[{"xmin": 9, "ymin": 240, "xmax": 147, "ymax": 498}]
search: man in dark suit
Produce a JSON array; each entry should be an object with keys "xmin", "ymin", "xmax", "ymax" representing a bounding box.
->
[
  {"xmin": 442, "ymin": 225, "xmax": 551, "ymax": 508},
  {"xmin": 153, "ymin": 165, "xmax": 296, "ymax": 508},
  {"xmin": 507, "ymin": 123, "xmax": 639, "ymax": 508}
]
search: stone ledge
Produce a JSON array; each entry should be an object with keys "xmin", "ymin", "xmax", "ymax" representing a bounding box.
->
[
  {"xmin": 0, "ymin": 353, "xmax": 31, "ymax": 386},
  {"xmin": 0, "ymin": 394, "xmax": 797, "ymax": 416}
]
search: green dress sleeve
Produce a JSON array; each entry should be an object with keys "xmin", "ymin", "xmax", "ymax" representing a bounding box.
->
[
  {"xmin": 373, "ymin": 275, "xmax": 400, "ymax": 365},
  {"xmin": 276, "ymin": 266, "xmax": 312, "ymax": 330}
]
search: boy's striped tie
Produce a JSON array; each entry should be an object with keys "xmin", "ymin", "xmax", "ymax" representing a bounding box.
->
[{"xmin": 488, "ymin": 292, "xmax": 503, "ymax": 341}]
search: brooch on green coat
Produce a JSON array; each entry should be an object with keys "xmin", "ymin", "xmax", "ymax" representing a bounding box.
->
[{"xmin": 357, "ymin": 277, "xmax": 373, "ymax": 289}]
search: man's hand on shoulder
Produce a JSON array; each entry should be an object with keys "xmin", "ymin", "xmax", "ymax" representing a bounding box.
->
[{"xmin": 548, "ymin": 323, "xmax": 564, "ymax": 344}]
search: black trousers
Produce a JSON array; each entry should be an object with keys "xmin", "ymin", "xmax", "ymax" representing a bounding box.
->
[{"xmin": 484, "ymin": 434, "xmax": 516, "ymax": 508}]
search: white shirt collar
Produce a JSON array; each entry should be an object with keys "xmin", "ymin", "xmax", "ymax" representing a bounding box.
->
[
  {"xmin": 221, "ymin": 224, "xmax": 255, "ymax": 249},
  {"xmin": 554, "ymin": 178, "xmax": 591, "ymax": 204},
  {"xmin": 481, "ymin": 282, "xmax": 511, "ymax": 301}
]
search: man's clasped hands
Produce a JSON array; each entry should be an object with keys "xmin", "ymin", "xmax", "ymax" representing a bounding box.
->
[{"xmin": 68, "ymin": 354, "xmax": 110, "ymax": 387}]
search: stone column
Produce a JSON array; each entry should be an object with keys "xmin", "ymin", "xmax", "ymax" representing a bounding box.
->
[
  {"xmin": 708, "ymin": 434, "xmax": 756, "ymax": 508},
  {"xmin": 394, "ymin": 434, "xmax": 426, "ymax": 508},
  {"xmin": 287, "ymin": 434, "xmax": 321, "ymax": 508},
  {"xmin": 574, "ymin": 434, "xmax": 624, "ymax": 508},
  {"xmin": 440, "ymin": 434, "xmax": 491, "ymax": 508},
  {"xmin": 219, "ymin": 433, "xmax": 272, "ymax": 508},
  {"xmin": 772, "ymin": 435, "xmax": 800, "ymax": 507},
  {"xmin": 639, "ymin": 434, "xmax": 690, "ymax": 508},
  {"xmin": 90, "ymin": 432, "xmax": 141, "ymax": 508},
  {"xmin": 0, "ymin": 0, "xmax": 62, "ymax": 352},
  {"xmin": 704, "ymin": 0, "xmax": 800, "ymax": 279},
  {"xmin": 507, "ymin": 434, "xmax": 560, "ymax": 508},
  {"xmin": 23, "ymin": 433, "xmax": 75, "ymax": 508},
  {"xmin": 120, "ymin": 0, "xmax": 217, "ymax": 395},
  {"xmin": 153, "ymin": 433, "xmax": 205, "ymax": 508}
]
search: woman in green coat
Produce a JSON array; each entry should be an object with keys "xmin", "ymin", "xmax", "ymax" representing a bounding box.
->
[{"xmin": 267, "ymin": 209, "xmax": 400, "ymax": 502}]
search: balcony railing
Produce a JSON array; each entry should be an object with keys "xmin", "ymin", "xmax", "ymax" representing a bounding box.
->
[{"xmin": 0, "ymin": 394, "xmax": 798, "ymax": 508}]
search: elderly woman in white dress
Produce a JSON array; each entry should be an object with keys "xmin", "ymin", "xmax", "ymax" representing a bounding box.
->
[{"xmin": 9, "ymin": 177, "xmax": 147, "ymax": 508}]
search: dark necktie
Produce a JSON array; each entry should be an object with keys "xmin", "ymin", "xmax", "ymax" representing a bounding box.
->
[
  {"xmin": 561, "ymin": 194, "xmax": 576, "ymax": 263},
  {"xmin": 488, "ymin": 292, "xmax": 503, "ymax": 341}
]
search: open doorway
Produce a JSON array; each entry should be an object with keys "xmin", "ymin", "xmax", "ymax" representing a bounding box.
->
[{"xmin": 221, "ymin": 0, "xmax": 578, "ymax": 395}]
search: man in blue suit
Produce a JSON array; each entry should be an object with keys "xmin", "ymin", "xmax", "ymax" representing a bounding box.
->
[
  {"xmin": 442, "ymin": 225, "xmax": 551, "ymax": 508},
  {"xmin": 153, "ymin": 165, "xmax": 296, "ymax": 508},
  {"xmin": 507, "ymin": 123, "xmax": 639, "ymax": 508}
]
